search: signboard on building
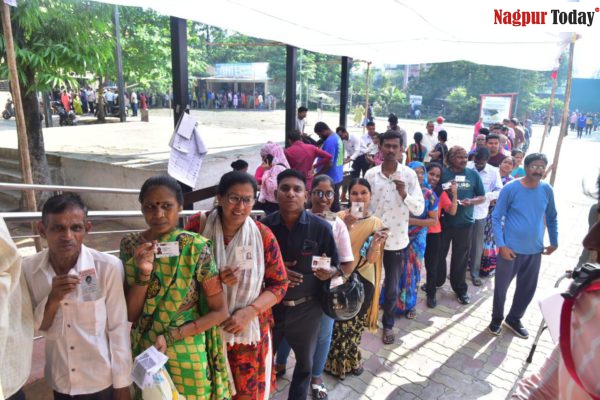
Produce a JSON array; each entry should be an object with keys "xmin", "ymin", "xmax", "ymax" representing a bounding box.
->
[{"xmin": 214, "ymin": 63, "xmax": 269, "ymax": 80}]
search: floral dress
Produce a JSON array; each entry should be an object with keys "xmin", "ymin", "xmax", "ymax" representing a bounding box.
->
[
  {"xmin": 395, "ymin": 188, "xmax": 438, "ymax": 314},
  {"xmin": 480, "ymin": 174, "xmax": 514, "ymax": 276}
]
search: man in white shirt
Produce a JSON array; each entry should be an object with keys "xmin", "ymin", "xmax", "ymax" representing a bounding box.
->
[
  {"xmin": 0, "ymin": 217, "xmax": 34, "ymax": 400},
  {"xmin": 337, "ymin": 126, "xmax": 368, "ymax": 179},
  {"xmin": 22, "ymin": 194, "xmax": 132, "ymax": 400},
  {"xmin": 130, "ymin": 91, "xmax": 138, "ymax": 117},
  {"xmin": 365, "ymin": 131, "xmax": 424, "ymax": 345},
  {"xmin": 422, "ymin": 121, "xmax": 437, "ymax": 163},
  {"xmin": 362, "ymin": 121, "xmax": 377, "ymax": 147},
  {"xmin": 467, "ymin": 148, "xmax": 502, "ymax": 286}
]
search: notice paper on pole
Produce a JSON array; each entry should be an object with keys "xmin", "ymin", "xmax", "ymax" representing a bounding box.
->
[
  {"xmin": 168, "ymin": 114, "xmax": 207, "ymax": 187},
  {"xmin": 4, "ymin": 0, "xmax": 17, "ymax": 6}
]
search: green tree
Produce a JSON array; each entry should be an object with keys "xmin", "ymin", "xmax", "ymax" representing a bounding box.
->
[
  {"xmin": 0, "ymin": 0, "xmax": 114, "ymax": 189},
  {"xmin": 444, "ymin": 87, "xmax": 478, "ymax": 123}
]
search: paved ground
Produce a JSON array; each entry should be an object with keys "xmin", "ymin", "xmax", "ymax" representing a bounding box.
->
[{"xmin": 3, "ymin": 111, "xmax": 598, "ymax": 399}]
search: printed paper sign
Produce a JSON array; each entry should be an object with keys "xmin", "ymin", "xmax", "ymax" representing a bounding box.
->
[
  {"xmin": 155, "ymin": 242, "xmax": 180, "ymax": 258},
  {"xmin": 79, "ymin": 269, "xmax": 99, "ymax": 302},
  {"xmin": 455, "ymin": 175, "xmax": 466, "ymax": 183}
]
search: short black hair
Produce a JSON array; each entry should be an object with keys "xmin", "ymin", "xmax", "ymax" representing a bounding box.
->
[
  {"xmin": 314, "ymin": 122, "xmax": 330, "ymax": 134},
  {"xmin": 311, "ymin": 174, "xmax": 334, "ymax": 191},
  {"xmin": 380, "ymin": 130, "xmax": 403, "ymax": 147},
  {"xmin": 139, "ymin": 175, "xmax": 184, "ymax": 206},
  {"xmin": 277, "ymin": 168, "xmax": 306, "ymax": 187},
  {"xmin": 426, "ymin": 162, "xmax": 443, "ymax": 173},
  {"xmin": 217, "ymin": 171, "xmax": 258, "ymax": 197},
  {"xmin": 388, "ymin": 113, "xmax": 398, "ymax": 123},
  {"xmin": 511, "ymin": 149, "xmax": 524, "ymax": 157},
  {"xmin": 298, "ymin": 106, "xmax": 308, "ymax": 113},
  {"xmin": 41, "ymin": 193, "xmax": 88, "ymax": 225},
  {"xmin": 230, "ymin": 159, "xmax": 249, "ymax": 171},
  {"xmin": 288, "ymin": 131, "xmax": 302, "ymax": 142},
  {"xmin": 336, "ymin": 126, "xmax": 347, "ymax": 134},
  {"xmin": 366, "ymin": 121, "xmax": 375, "ymax": 127},
  {"xmin": 474, "ymin": 147, "xmax": 490, "ymax": 161},
  {"xmin": 524, "ymin": 153, "xmax": 548, "ymax": 168},
  {"xmin": 479, "ymin": 127, "xmax": 490, "ymax": 136},
  {"xmin": 437, "ymin": 130, "xmax": 448, "ymax": 142},
  {"xmin": 486, "ymin": 133, "xmax": 500, "ymax": 142}
]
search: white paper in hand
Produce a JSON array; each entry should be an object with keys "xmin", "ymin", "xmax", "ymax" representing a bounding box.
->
[{"xmin": 131, "ymin": 346, "xmax": 169, "ymax": 389}]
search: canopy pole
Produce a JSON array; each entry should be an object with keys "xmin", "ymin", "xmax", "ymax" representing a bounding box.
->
[
  {"xmin": 170, "ymin": 16, "xmax": 189, "ymax": 127},
  {"xmin": 114, "ymin": 5, "xmax": 126, "ymax": 122},
  {"xmin": 363, "ymin": 62, "xmax": 371, "ymax": 134},
  {"xmin": 1, "ymin": 2, "xmax": 41, "ymax": 251},
  {"xmin": 539, "ymin": 75, "xmax": 557, "ymax": 153},
  {"xmin": 285, "ymin": 45, "xmax": 297, "ymax": 144},
  {"xmin": 339, "ymin": 56, "xmax": 351, "ymax": 127},
  {"xmin": 550, "ymin": 36, "xmax": 576, "ymax": 187}
]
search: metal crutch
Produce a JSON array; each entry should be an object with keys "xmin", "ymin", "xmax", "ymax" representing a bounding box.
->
[{"xmin": 526, "ymin": 270, "xmax": 572, "ymax": 363}]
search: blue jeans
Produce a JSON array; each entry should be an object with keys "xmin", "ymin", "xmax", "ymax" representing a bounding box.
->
[{"xmin": 275, "ymin": 313, "xmax": 335, "ymax": 378}]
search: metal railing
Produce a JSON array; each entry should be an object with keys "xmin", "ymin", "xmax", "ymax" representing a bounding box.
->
[{"xmin": 1, "ymin": 182, "xmax": 264, "ymax": 253}]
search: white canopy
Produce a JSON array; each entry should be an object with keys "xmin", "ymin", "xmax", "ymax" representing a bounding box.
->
[{"xmin": 96, "ymin": 0, "xmax": 599, "ymax": 77}]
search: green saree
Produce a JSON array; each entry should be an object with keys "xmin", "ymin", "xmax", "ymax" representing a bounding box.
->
[{"xmin": 120, "ymin": 229, "xmax": 231, "ymax": 400}]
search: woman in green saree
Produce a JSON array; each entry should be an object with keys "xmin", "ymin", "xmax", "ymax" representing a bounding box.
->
[{"xmin": 120, "ymin": 175, "xmax": 232, "ymax": 400}]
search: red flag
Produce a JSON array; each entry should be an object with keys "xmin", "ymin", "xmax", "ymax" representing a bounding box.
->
[{"xmin": 550, "ymin": 70, "xmax": 558, "ymax": 81}]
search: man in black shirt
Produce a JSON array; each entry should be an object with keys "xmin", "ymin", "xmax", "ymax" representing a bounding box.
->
[{"xmin": 262, "ymin": 169, "xmax": 339, "ymax": 400}]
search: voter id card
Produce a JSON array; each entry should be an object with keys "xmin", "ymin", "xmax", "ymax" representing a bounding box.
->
[
  {"xmin": 79, "ymin": 268, "xmax": 100, "ymax": 302},
  {"xmin": 311, "ymin": 256, "xmax": 331, "ymax": 271},
  {"xmin": 155, "ymin": 242, "xmax": 180, "ymax": 258},
  {"xmin": 351, "ymin": 202, "xmax": 365, "ymax": 218},
  {"xmin": 234, "ymin": 245, "xmax": 254, "ymax": 270}
]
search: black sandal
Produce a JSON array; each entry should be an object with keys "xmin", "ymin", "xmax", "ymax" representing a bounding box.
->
[
  {"xmin": 382, "ymin": 328, "xmax": 395, "ymax": 344},
  {"xmin": 351, "ymin": 365, "xmax": 364, "ymax": 376}
]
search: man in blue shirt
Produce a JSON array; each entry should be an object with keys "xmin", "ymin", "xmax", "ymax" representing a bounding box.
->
[
  {"xmin": 489, "ymin": 153, "xmax": 558, "ymax": 339},
  {"xmin": 314, "ymin": 122, "xmax": 344, "ymax": 211}
]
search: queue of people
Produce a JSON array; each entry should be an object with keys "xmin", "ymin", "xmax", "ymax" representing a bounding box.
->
[{"xmin": 0, "ymin": 113, "xmax": 569, "ymax": 400}]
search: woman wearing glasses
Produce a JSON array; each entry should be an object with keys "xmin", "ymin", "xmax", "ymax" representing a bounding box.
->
[
  {"xmin": 274, "ymin": 174, "xmax": 354, "ymax": 399},
  {"xmin": 185, "ymin": 171, "xmax": 288, "ymax": 400},
  {"xmin": 119, "ymin": 175, "xmax": 231, "ymax": 399}
]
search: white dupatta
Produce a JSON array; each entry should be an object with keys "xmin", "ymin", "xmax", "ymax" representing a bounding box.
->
[{"xmin": 203, "ymin": 212, "xmax": 265, "ymax": 346}]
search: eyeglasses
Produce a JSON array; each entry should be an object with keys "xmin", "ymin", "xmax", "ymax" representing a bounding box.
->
[
  {"xmin": 527, "ymin": 165, "xmax": 546, "ymax": 171},
  {"xmin": 226, "ymin": 193, "xmax": 255, "ymax": 206},
  {"xmin": 312, "ymin": 190, "xmax": 335, "ymax": 199}
]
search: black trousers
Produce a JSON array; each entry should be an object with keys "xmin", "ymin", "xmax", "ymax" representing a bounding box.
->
[
  {"xmin": 350, "ymin": 155, "xmax": 369, "ymax": 179},
  {"xmin": 382, "ymin": 249, "xmax": 407, "ymax": 329},
  {"xmin": 272, "ymin": 300, "xmax": 323, "ymax": 400},
  {"xmin": 439, "ymin": 225, "xmax": 473, "ymax": 297},
  {"xmin": 53, "ymin": 387, "xmax": 113, "ymax": 400},
  {"xmin": 424, "ymin": 232, "xmax": 444, "ymax": 298}
]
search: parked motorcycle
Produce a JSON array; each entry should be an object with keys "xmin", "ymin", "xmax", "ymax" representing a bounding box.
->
[
  {"xmin": 51, "ymin": 101, "xmax": 77, "ymax": 126},
  {"xmin": 2, "ymin": 99, "xmax": 14, "ymax": 120}
]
